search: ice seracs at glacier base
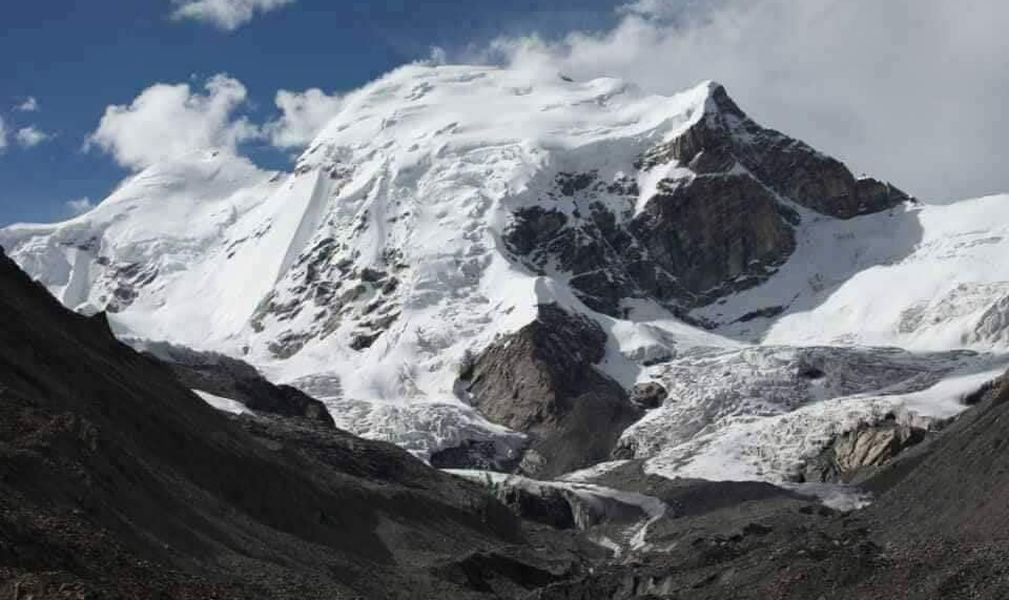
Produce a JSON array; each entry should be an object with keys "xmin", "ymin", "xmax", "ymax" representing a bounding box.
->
[{"xmin": 4, "ymin": 63, "xmax": 1009, "ymax": 493}]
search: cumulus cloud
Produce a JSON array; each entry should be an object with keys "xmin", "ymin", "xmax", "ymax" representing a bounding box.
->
[
  {"xmin": 264, "ymin": 88, "xmax": 343, "ymax": 149},
  {"xmin": 66, "ymin": 197, "xmax": 95, "ymax": 216},
  {"xmin": 171, "ymin": 0, "xmax": 296, "ymax": 31},
  {"xmin": 86, "ymin": 74, "xmax": 260, "ymax": 170},
  {"xmin": 488, "ymin": 0, "xmax": 1009, "ymax": 202},
  {"xmin": 0, "ymin": 117, "xmax": 7, "ymax": 152},
  {"xmin": 15, "ymin": 97, "xmax": 39, "ymax": 112},
  {"xmin": 15, "ymin": 126, "xmax": 52, "ymax": 148}
]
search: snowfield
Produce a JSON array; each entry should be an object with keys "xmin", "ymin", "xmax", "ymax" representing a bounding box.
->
[{"xmin": 3, "ymin": 63, "xmax": 1009, "ymax": 485}]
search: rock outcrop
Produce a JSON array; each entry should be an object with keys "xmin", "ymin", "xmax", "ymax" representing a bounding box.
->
[
  {"xmin": 137, "ymin": 341, "xmax": 336, "ymax": 427},
  {"xmin": 800, "ymin": 417, "xmax": 928, "ymax": 484},
  {"xmin": 656, "ymin": 84, "xmax": 911, "ymax": 220},
  {"xmin": 461, "ymin": 304, "xmax": 641, "ymax": 478},
  {"xmin": 506, "ymin": 84, "xmax": 911, "ymax": 317},
  {"xmin": 630, "ymin": 382, "xmax": 668, "ymax": 410}
]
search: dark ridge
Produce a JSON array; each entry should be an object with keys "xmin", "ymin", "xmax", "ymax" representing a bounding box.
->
[
  {"xmin": 139, "ymin": 341, "xmax": 336, "ymax": 427},
  {"xmin": 0, "ymin": 250, "xmax": 594, "ymax": 598}
]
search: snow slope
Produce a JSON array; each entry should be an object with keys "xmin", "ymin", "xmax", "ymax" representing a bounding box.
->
[
  {"xmin": 4, "ymin": 63, "xmax": 1009, "ymax": 484},
  {"xmin": 694, "ymin": 195, "xmax": 1009, "ymax": 351}
]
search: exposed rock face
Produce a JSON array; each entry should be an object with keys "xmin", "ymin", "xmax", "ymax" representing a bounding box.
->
[
  {"xmin": 249, "ymin": 238, "xmax": 405, "ymax": 359},
  {"xmin": 800, "ymin": 417, "xmax": 928, "ymax": 483},
  {"xmin": 650, "ymin": 84, "xmax": 911, "ymax": 220},
  {"xmin": 137, "ymin": 341, "xmax": 336, "ymax": 427},
  {"xmin": 461, "ymin": 304, "xmax": 641, "ymax": 478},
  {"xmin": 629, "ymin": 175, "xmax": 797, "ymax": 302},
  {"xmin": 506, "ymin": 84, "xmax": 910, "ymax": 317},
  {"xmin": 630, "ymin": 382, "xmax": 668, "ymax": 410},
  {"xmin": 505, "ymin": 177, "xmax": 795, "ymax": 315}
]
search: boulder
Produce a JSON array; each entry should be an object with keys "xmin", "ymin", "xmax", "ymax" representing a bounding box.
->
[
  {"xmin": 630, "ymin": 382, "xmax": 668, "ymax": 410},
  {"xmin": 800, "ymin": 417, "xmax": 927, "ymax": 483}
]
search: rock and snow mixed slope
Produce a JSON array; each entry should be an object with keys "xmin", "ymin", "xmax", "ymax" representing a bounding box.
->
[{"xmin": 3, "ymin": 64, "xmax": 1009, "ymax": 484}]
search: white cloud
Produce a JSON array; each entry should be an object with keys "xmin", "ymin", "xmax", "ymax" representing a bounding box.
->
[
  {"xmin": 0, "ymin": 117, "xmax": 7, "ymax": 152},
  {"xmin": 488, "ymin": 0, "xmax": 1009, "ymax": 203},
  {"xmin": 15, "ymin": 97, "xmax": 39, "ymax": 112},
  {"xmin": 86, "ymin": 74, "xmax": 260, "ymax": 170},
  {"xmin": 171, "ymin": 0, "xmax": 296, "ymax": 31},
  {"xmin": 15, "ymin": 126, "xmax": 52, "ymax": 148},
  {"xmin": 66, "ymin": 197, "xmax": 95, "ymax": 216},
  {"xmin": 265, "ymin": 88, "xmax": 343, "ymax": 149}
]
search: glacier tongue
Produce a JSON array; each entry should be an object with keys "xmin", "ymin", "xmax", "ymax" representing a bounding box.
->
[
  {"xmin": 3, "ymin": 63, "xmax": 1009, "ymax": 483},
  {"xmin": 618, "ymin": 345, "xmax": 1006, "ymax": 483}
]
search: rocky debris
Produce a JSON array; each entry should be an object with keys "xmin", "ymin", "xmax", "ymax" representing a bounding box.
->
[
  {"xmin": 865, "ymin": 371, "xmax": 1009, "ymax": 537},
  {"xmin": 800, "ymin": 416, "xmax": 928, "ymax": 484},
  {"xmin": 630, "ymin": 382, "xmax": 668, "ymax": 410},
  {"xmin": 430, "ymin": 550, "xmax": 574, "ymax": 598},
  {"xmin": 349, "ymin": 331, "xmax": 381, "ymax": 351},
  {"xmin": 461, "ymin": 304, "xmax": 642, "ymax": 478},
  {"xmin": 137, "ymin": 341, "xmax": 336, "ymax": 428},
  {"xmin": 585, "ymin": 460, "xmax": 812, "ymax": 524}
]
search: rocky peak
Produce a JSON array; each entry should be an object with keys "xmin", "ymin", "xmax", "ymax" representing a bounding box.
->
[{"xmin": 643, "ymin": 82, "xmax": 912, "ymax": 219}]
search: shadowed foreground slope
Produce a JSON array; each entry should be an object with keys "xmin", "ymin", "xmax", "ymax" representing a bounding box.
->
[{"xmin": 0, "ymin": 250, "xmax": 593, "ymax": 599}]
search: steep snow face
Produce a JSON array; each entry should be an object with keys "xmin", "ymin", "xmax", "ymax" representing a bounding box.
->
[
  {"xmin": 3, "ymin": 64, "xmax": 1009, "ymax": 483},
  {"xmin": 694, "ymin": 194, "xmax": 1009, "ymax": 351},
  {"xmin": 0, "ymin": 151, "xmax": 288, "ymax": 343}
]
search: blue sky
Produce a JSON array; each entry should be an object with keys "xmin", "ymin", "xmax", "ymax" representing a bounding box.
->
[
  {"xmin": 3, "ymin": 0, "xmax": 1008, "ymax": 226},
  {"xmin": 0, "ymin": 0, "xmax": 622, "ymax": 225}
]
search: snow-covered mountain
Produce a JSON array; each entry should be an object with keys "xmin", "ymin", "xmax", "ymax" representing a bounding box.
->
[{"xmin": 4, "ymin": 64, "xmax": 1009, "ymax": 484}]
